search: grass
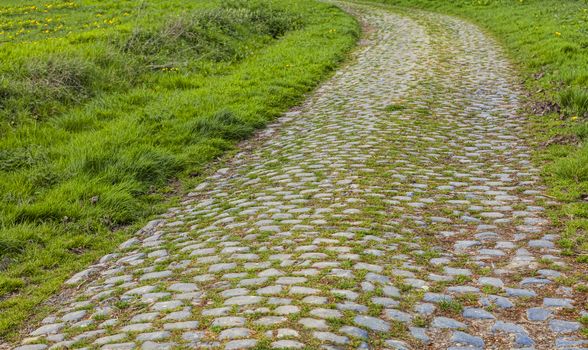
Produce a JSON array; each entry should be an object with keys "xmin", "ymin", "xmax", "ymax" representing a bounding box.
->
[
  {"xmin": 362, "ymin": 0, "xmax": 588, "ymax": 263},
  {"xmin": 0, "ymin": 0, "xmax": 359, "ymax": 338}
]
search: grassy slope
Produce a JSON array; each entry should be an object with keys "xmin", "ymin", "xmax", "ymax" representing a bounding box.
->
[
  {"xmin": 0, "ymin": 0, "xmax": 359, "ymax": 338},
  {"xmin": 364, "ymin": 0, "xmax": 588, "ymax": 261}
]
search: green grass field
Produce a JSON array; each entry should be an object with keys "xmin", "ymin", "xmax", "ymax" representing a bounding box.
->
[
  {"xmin": 364, "ymin": 0, "xmax": 588, "ymax": 264},
  {"xmin": 0, "ymin": 0, "xmax": 358, "ymax": 337}
]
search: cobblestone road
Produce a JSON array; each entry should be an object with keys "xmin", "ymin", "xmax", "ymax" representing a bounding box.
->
[{"xmin": 14, "ymin": 2, "xmax": 587, "ymax": 349}]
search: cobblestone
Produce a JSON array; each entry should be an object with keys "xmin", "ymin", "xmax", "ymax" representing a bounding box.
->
[{"xmin": 14, "ymin": 2, "xmax": 586, "ymax": 349}]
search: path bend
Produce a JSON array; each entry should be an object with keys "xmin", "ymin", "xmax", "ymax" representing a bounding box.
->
[{"xmin": 14, "ymin": 2, "xmax": 586, "ymax": 350}]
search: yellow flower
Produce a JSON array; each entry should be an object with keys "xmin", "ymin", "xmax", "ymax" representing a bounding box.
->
[
  {"xmin": 571, "ymin": 116, "xmax": 578, "ymax": 121},
  {"xmin": 555, "ymin": 31, "xmax": 561, "ymax": 36}
]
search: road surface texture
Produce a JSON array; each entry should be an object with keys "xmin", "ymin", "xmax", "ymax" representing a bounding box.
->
[{"xmin": 14, "ymin": 2, "xmax": 586, "ymax": 350}]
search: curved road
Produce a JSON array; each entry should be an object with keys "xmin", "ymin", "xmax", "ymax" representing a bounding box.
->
[{"xmin": 14, "ymin": 2, "xmax": 586, "ymax": 349}]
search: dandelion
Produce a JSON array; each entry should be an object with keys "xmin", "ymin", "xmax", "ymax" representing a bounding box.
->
[
  {"xmin": 555, "ymin": 31, "xmax": 561, "ymax": 36},
  {"xmin": 571, "ymin": 116, "xmax": 579, "ymax": 121}
]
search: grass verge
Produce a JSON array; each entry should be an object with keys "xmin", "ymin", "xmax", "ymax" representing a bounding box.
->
[{"xmin": 0, "ymin": 0, "xmax": 358, "ymax": 338}]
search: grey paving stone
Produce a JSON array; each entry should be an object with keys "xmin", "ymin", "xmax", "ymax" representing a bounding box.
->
[
  {"xmin": 409, "ymin": 327, "xmax": 429, "ymax": 343},
  {"xmin": 15, "ymin": 346, "xmax": 48, "ymax": 350},
  {"xmin": 312, "ymin": 332, "xmax": 349, "ymax": 345},
  {"xmin": 219, "ymin": 328, "xmax": 251, "ymax": 340},
  {"xmin": 339, "ymin": 326, "xmax": 368, "ymax": 339},
  {"xmin": 414, "ymin": 303, "xmax": 435, "ymax": 315},
  {"xmin": 527, "ymin": 307, "xmax": 552, "ymax": 321},
  {"xmin": 549, "ymin": 320, "xmax": 581, "ymax": 333},
  {"xmin": 31, "ymin": 323, "xmax": 64, "ymax": 336},
  {"xmin": 255, "ymin": 316, "xmax": 287, "ymax": 326},
  {"xmin": 94, "ymin": 334, "xmax": 128, "ymax": 345},
  {"xmin": 310, "ymin": 308, "xmax": 342, "ymax": 319},
  {"xmin": 462, "ymin": 308, "xmax": 495, "ymax": 320},
  {"xmin": 491, "ymin": 321, "xmax": 527, "ymax": 334},
  {"xmin": 543, "ymin": 298, "xmax": 573, "ymax": 308},
  {"xmin": 225, "ymin": 339, "xmax": 257, "ymax": 350},
  {"xmin": 298, "ymin": 318, "xmax": 328, "ymax": 330},
  {"xmin": 212, "ymin": 317, "xmax": 246, "ymax": 328},
  {"xmin": 135, "ymin": 331, "xmax": 170, "ymax": 342},
  {"xmin": 353, "ymin": 316, "xmax": 389, "ymax": 332},
  {"xmin": 271, "ymin": 340, "xmax": 305, "ymax": 349},
  {"xmin": 432, "ymin": 317, "xmax": 467, "ymax": 329},
  {"xmin": 141, "ymin": 341, "xmax": 175, "ymax": 350},
  {"xmin": 384, "ymin": 309, "xmax": 412, "ymax": 323},
  {"xmin": 478, "ymin": 277, "xmax": 504, "ymax": 288},
  {"xmin": 451, "ymin": 331, "xmax": 484, "ymax": 348},
  {"xmin": 162, "ymin": 321, "xmax": 199, "ymax": 330},
  {"xmin": 101, "ymin": 343, "xmax": 136, "ymax": 350}
]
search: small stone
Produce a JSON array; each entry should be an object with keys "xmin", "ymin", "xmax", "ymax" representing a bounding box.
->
[
  {"xmin": 384, "ymin": 309, "xmax": 412, "ymax": 323},
  {"xmin": 151, "ymin": 300, "xmax": 183, "ymax": 311},
  {"xmin": 432, "ymin": 317, "xmax": 466, "ymax": 329},
  {"xmin": 527, "ymin": 307, "xmax": 551, "ymax": 321},
  {"xmin": 423, "ymin": 293, "xmax": 452, "ymax": 303},
  {"xmin": 340, "ymin": 326, "xmax": 368, "ymax": 339},
  {"xmin": 271, "ymin": 340, "xmax": 304, "ymax": 349},
  {"xmin": 163, "ymin": 321, "xmax": 199, "ymax": 330},
  {"xmin": 414, "ymin": 303, "xmax": 435, "ymax": 315},
  {"xmin": 528, "ymin": 240, "xmax": 554, "ymax": 249},
  {"xmin": 62, "ymin": 310, "xmax": 87, "ymax": 323},
  {"xmin": 31, "ymin": 323, "xmax": 63, "ymax": 336},
  {"xmin": 168, "ymin": 283, "xmax": 198, "ymax": 292},
  {"xmin": 255, "ymin": 316, "xmax": 287, "ymax": 326},
  {"xmin": 312, "ymin": 331, "xmax": 349, "ymax": 344},
  {"xmin": 444, "ymin": 267, "xmax": 471, "ymax": 276},
  {"xmin": 14, "ymin": 346, "xmax": 47, "ymax": 350},
  {"xmin": 136, "ymin": 331, "xmax": 170, "ymax": 342},
  {"xmin": 549, "ymin": 319, "xmax": 581, "ymax": 333},
  {"xmin": 505, "ymin": 288, "xmax": 536, "ymax": 298},
  {"xmin": 515, "ymin": 333, "xmax": 535, "ymax": 347},
  {"xmin": 310, "ymin": 308, "xmax": 342, "ymax": 319},
  {"xmin": 140, "ymin": 271, "xmax": 172, "ymax": 281},
  {"xmin": 481, "ymin": 295, "xmax": 513, "ymax": 309},
  {"xmin": 277, "ymin": 328, "xmax": 299, "ymax": 338},
  {"xmin": 409, "ymin": 327, "xmax": 429, "ymax": 343},
  {"xmin": 289, "ymin": 286, "xmax": 320, "ymax": 295},
  {"xmin": 462, "ymin": 308, "xmax": 495, "ymax": 320},
  {"xmin": 102, "ymin": 343, "xmax": 136, "ymax": 350},
  {"xmin": 212, "ymin": 317, "xmax": 246, "ymax": 328},
  {"xmin": 94, "ymin": 334, "xmax": 128, "ymax": 345},
  {"xmin": 274, "ymin": 305, "xmax": 300, "ymax": 315},
  {"xmin": 219, "ymin": 328, "xmax": 251, "ymax": 340},
  {"xmin": 451, "ymin": 331, "xmax": 484, "ymax": 348},
  {"xmin": 521, "ymin": 277, "xmax": 551, "ymax": 285},
  {"xmin": 298, "ymin": 318, "xmax": 328, "ymax": 330},
  {"xmin": 121, "ymin": 323, "xmax": 152, "ymax": 332},
  {"xmin": 384, "ymin": 339, "xmax": 409, "ymax": 350},
  {"xmin": 181, "ymin": 331, "xmax": 205, "ymax": 342},
  {"xmin": 353, "ymin": 316, "xmax": 389, "ymax": 332},
  {"xmin": 141, "ymin": 341, "xmax": 175, "ymax": 350},
  {"xmin": 225, "ymin": 296, "xmax": 263, "ymax": 306},
  {"xmin": 491, "ymin": 321, "xmax": 527, "ymax": 334},
  {"xmin": 543, "ymin": 298, "xmax": 573, "ymax": 308},
  {"xmin": 225, "ymin": 339, "xmax": 257, "ymax": 350},
  {"xmin": 478, "ymin": 277, "xmax": 503, "ymax": 288}
]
